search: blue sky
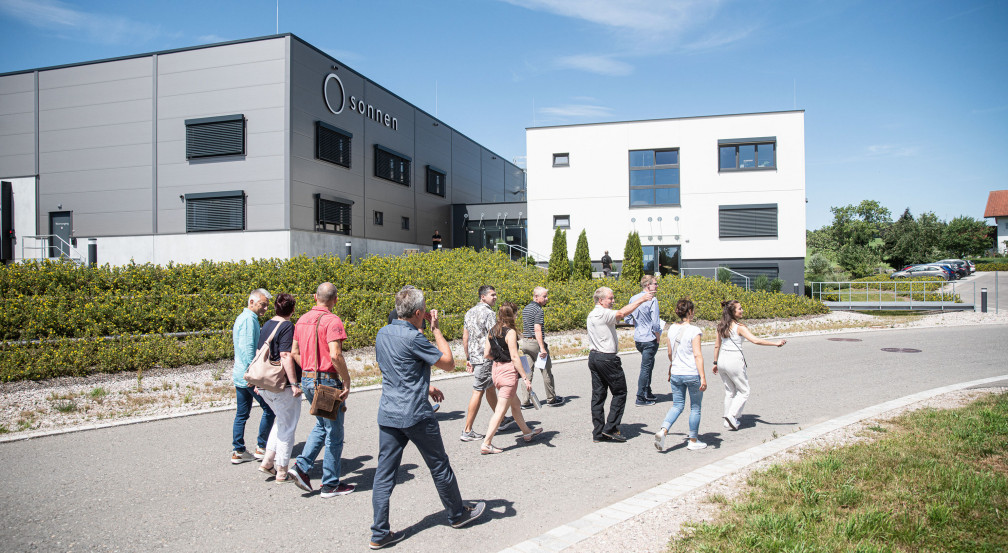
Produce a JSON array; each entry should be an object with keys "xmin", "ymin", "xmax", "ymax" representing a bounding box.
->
[{"xmin": 1, "ymin": 0, "xmax": 1005, "ymax": 230}]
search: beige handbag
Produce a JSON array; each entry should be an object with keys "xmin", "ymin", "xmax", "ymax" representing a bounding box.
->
[{"xmin": 244, "ymin": 322, "xmax": 288, "ymax": 393}]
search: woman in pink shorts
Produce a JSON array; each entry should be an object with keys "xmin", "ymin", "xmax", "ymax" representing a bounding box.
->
[{"xmin": 480, "ymin": 302, "xmax": 543, "ymax": 454}]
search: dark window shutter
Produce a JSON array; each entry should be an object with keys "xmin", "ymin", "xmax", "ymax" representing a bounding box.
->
[
  {"xmin": 315, "ymin": 195, "xmax": 352, "ymax": 235},
  {"xmin": 374, "ymin": 146, "xmax": 411, "ymax": 186},
  {"xmin": 316, "ymin": 122, "xmax": 352, "ymax": 168},
  {"xmin": 719, "ymin": 205, "xmax": 778, "ymax": 238},
  {"xmin": 185, "ymin": 191, "xmax": 245, "ymax": 232},
  {"xmin": 185, "ymin": 115, "xmax": 245, "ymax": 159}
]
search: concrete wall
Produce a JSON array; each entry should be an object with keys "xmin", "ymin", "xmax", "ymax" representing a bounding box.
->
[
  {"xmin": 526, "ymin": 111, "xmax": 806, "ymax": 272},
  {"xmin": 0, "ymin": 72, "xmax": 36, "ymax": 178}
]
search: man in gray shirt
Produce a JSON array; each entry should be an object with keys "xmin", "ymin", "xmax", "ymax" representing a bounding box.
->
[
  {"xmin": 520, "ymin": 286, "xmax": 562, "ymax": 407},
  {"xmin": 586, "ymin": 286, "xmax": 653, "ymax": 442}
]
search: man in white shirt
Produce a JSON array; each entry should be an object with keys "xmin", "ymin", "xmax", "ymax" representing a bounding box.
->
[{"xmin": 585, "ymin": 286, "xmax": 653, "ymax": 443}]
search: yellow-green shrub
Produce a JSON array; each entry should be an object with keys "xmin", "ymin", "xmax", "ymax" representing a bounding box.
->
[
  {"xmin": 976, "ymin": 263, "xmax": 1008, "ymax": 271},
  {"xmin": 0, "ymin": 250, "xmax": 827, "ymax": 380}
]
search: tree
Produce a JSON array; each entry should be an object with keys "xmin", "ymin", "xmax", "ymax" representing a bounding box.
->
[
  {"xmin": 572, "ymin": 230, "xmax": 593, "ymax": 280},
  {"xmin": 806, "ymin": 227, "xmax": 836, "ymax": 257},
  {"xmin": 830, "ymin": 200, "xmax": 891, "ymax": 275},
  {"xmin": 620, "ymin": 232, "xmax": 643, "ymax": 283},
  {"xmin": 548, "ymin": 228, "xmax": 570, "ymax": 281},
  {"xmin": 941, "ymin": 216, "xmax": 991, "ymax": 258}
]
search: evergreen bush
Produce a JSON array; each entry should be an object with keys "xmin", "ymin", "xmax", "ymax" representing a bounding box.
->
[
  {"xmin": 621, "ymin": 232, "xmax": 643, "ymax": 283},
  {"xmin": 548, "ymin": 228, "xmax": 571, "ymax": 281},
  {"xmin": 572, "ymin": 230, "xmax": 593, "ymax": 280}
]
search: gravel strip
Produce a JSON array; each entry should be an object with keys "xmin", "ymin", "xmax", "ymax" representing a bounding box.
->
[
  {"xmin": 2, "ymin": 310, "xmax": 1006, "ymax": 438},
  {"xmin": 563, "ymin": 386, "xmax": 1007, "ymax": 553}
]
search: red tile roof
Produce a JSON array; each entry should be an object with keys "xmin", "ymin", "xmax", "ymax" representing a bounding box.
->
[{"xmin": 985, "ymin": 190, "xmax": 1008, "ymax": 218}]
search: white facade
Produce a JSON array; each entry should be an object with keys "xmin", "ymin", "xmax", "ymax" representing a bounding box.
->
[
  {"xmin": 996, "ymin": 217, "xmax": 1008, "ymax": 254},
  {"xmin": 526, "ymin": 111, "xmax": 806, "ymax": 287}
]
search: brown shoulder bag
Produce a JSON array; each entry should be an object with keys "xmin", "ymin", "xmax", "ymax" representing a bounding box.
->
[{"xmin": 308, "ymin": 313, "xmax": 345, "ymax": 420}]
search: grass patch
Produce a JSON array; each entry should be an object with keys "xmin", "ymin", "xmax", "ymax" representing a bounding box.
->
[
  {"xmin": 671, "ymin": 392, "xmax": 1008, "ymax": 552},
  {"xmin": 89, "ymin": 386, "xmax": 107, "ymax": 399},
  {"xmin": 51, "ymin": 398, "xmax": 77, "ymax": 413}
]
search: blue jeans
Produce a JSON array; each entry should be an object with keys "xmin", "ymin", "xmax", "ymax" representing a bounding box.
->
[
  {"xmin": 371, "ymin": 417, "xmax": 465, "ymax": 542},
  {"xmin": 233, "ymin": 385, "xmax": 275, "ymax": 452},
  {"xmin": 661, "ymin": 374, "xmax": 703, "ymax": 439},
  {"xmin": 635, "ymin": 340, "xmax": 659, "ymax": 402},
  {"xmin": 294, "ymin": 376, "xmax": 346, "ymax": 488}
]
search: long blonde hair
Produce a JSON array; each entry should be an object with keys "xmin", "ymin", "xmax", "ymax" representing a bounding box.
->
[{"xmin": 490, "ymin": 302, "xmax": 518, "ymax": 339}]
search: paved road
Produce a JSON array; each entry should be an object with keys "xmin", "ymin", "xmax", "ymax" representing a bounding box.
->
[
  {"xmin": 1, "ymin": 325, "xmax": 1006, "ymax": 552},
  {"xmin": 957, "ymin": 271, "xmax": 1008, "ymax": 312}
]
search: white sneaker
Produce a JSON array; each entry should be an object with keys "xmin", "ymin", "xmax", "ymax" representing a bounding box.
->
[
  {"xmin": 723, "ymin": 419, "xmax": 731, "ymax": 429},
  {"xmin": 231, "ymin": 450, "xmax": 254, "ymax": 464},
  {"xmin": 686, "ymin": 439, "xmax": 708, "ymax": 450},
  {"xmin": 724, "ymin": 416, "xmax": 739, "ymax": 431},
  {"xmin": 653, "ymin": 431, "xmax": 666, "ymax": 452}
]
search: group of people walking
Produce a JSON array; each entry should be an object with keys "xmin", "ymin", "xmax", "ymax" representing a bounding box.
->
[{"xmin": 229, "ymin": 276, "xmax": 785, "ymax": 549}]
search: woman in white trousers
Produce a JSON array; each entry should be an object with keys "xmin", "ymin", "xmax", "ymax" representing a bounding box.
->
[
  {"xmin": 712, "ymin": 300, "xmax": 785, "ymax": 431},
  {"xmin": 255, "ymin": 293, "xmax": 303, "ymax": 483}
]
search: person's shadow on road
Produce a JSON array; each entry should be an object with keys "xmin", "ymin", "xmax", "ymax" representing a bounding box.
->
[
  {"xmin": 738, "ymin": 414, "xmax": 796, "ymax": 430},
  {"xmin": 399, "ymin": 498, "xmax": 514, "ymax": 538},
  {"xmin": 342, "ymin": 462, "xmax": 420, "ymax": 494},
  {"xmin": 435, "ymin": 409, "xmax": 465, "ymax": 422}
]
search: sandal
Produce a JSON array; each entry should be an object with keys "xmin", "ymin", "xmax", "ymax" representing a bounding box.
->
[
  {"xmin": 521, "ymin": 427, "xmax": 544, "ymax": 442},
  {"xmin": 480, "ymin": 444, "xmax": 503, "ymax": 455},
  {"xmin": 258, "ymin": 464, "xmax": 277, "ymax": 476}
]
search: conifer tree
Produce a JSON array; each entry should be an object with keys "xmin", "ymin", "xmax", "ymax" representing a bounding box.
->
[
  {"xmin": 572, "ymin": 230, "xmax": 593, "ymax": 280},
  {"xmin": 621, "ymin": 232, "xmax": 644, "ymax": 283},
  {"xmin": 548, "ymin": 228, "xmax": 571, "ymax": 281}
]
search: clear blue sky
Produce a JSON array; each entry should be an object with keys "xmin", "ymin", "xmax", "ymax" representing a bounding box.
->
[{"xmin": 1, "ymin": 0, "xmax": 1005, "ymax": 230}]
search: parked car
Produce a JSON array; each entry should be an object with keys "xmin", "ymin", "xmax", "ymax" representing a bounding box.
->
[
  {"xmin": 936, "ymin": 259, "xmax": 969, "ymax": 278},
  {"xmin": 891, "ymin": 264, "xmax": 949, "ymax": 280},
  {"xmin": 967, "ymin": 260, "xmax": 976, "ymax": 274},
  {"xmin": 935, "ymin": 264, "xmax": 957, "ymax": 280}
]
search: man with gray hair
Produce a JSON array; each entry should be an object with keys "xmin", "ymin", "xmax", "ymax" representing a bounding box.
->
[
  {"xmin": 519, "ymin": 286, "xmax": 561, "ymax": 407},
  {"xmin": 230, "ymin": 288, "xmax": 276, "ymax": 464},
  {"xmin": 370, "ymin": 286, "xmax": 485, "ymax": 549},
  {"xmin": 289, "ymin": 282, "xmax": 354, "ymax": 497},
  {"xmin": 585, "ymin": 286, "xmax": 653, "ymax": 443}
]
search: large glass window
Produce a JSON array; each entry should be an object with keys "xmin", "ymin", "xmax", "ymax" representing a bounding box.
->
[
  {"xmin": 719, "ymin": 138, "xmax": 776, "ymax": 171},
  {"xmin": 641, "ymin": 245, "xmax": 681, "ymax": 276},
  {"xmin": 374, "ymin": 145, "xmax": 411, "ymax": 186},
  {"xmin": 628, "ymin": 148, "xmax": 679, "ymax": 207}
]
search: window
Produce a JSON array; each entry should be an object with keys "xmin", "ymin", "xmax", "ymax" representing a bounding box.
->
[
  {"xmin": 374, "ymin": 211, "xmax": 384, "ymax": 226},
  {"xmin": 719, "ymin": 204, "xmax": 778, "ymax": 238},
  {"xmin": 185, "ymin": 114, "xmax": 245, "ymax": 160},
  {"xmin": 426, "ymin": 166, "xmax": 446, "ymax": 197},
  {"xmin": 314, "ymin": 194, "xmax": 351, "ymax": 235},
  {"xmin": 629, "ymin": 148, "xmax": 679, "ymax": 206},
  {"xmin": 316, "ymin": 122, "xmax": 352, "ymax": 168},
  {"xmin": 719, "ymin": 138, "xmax": 776, "ymax": 171},
  {"xmin": 401, "ymin": 216, "xmax": 410, "ymax": 230},
  {"xmin": 723, "ymin": 266, "xmax": 779, "ymax": 288},
  {"xmin": 374, "ymin": 145, "xmax": 411, "ymax": 186},
  {"xmin": 553, "ymin": 153, "xmax": 569, "ymax": 167},
  {"xmin": 185, "ymin": 191, "xmax": 245, "ymax": 232},
  {"xmin": 553, "ymin": 215, "xmax": 570, "ymax": 229}
]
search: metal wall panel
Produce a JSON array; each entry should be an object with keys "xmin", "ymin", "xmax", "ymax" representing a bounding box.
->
[
  {"xmin": 413, "ymin": 110, "xmax": 452, "ymax": 247},
  {"xmin": 156, "ymin": 38, "xmax": 287, "ymax": 234},
  {"xmin": 37, "ymin": 57, "xmax": 153, "ymax": 237},
  {"xmin": 451, "ymin": 132, "xmax": 481, "ymax": 204},
  {"xmin": 481, "ymin": 148, "xmax": 505, "ymax": 203},
  {"xmin": 0, "ymin": 73, "xmax": 37, "ymax": 177}
]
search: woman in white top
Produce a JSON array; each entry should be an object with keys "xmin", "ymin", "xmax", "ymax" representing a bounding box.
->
[
  {"xmin": 712, "ymin": 300, "xmax": 786, "ymax": 431},
  {"xmin": 654, "ymin": 298, "xmax": 708, "ymax": 451}
]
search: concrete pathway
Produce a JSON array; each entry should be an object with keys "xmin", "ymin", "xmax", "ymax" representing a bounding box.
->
[{"xmin": 0, "ymin": 325, "xmax": 1005, "ymax": 552}]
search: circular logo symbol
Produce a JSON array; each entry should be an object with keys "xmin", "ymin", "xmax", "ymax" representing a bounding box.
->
[{"xmin": 323, "ymin": 73, "xmax": 345, "ymax": 114}]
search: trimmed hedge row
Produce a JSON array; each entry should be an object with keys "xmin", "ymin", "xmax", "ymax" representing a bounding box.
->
[
  {"xmin": 976, "ymin": 263, "xmax": 1008, "ymax": 271},
  {"xmin": 0, "ymin": 251, "xmax": 828, "ymax": 381}
]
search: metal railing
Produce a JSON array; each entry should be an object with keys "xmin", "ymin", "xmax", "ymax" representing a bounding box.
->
[
  {"xmin": 681, "ymin": 266, "xmax": 751, "ymax": 290},
  {"xmin": 506, "ymin": 243, "xmax": 547, "ymax": 263},
  {"xmin": 20, "ymin": 234, "xmax": 87, "ymax": 265},
  {"xmin": 810, "ymin": 280, "xmax": 971, "ymax": 311}
]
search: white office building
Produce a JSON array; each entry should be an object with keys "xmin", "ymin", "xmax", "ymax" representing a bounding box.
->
[{"xmin": 525, "ymin": 111, "xmax": 806, "ymax": 288}]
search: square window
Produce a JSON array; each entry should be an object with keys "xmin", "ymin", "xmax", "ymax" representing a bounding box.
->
[
  {"xmin": 719, "ymin": 146, "xmax": 736, "ymax": 170},
  {"xmin": 314, "ymin": 194, "xmax": 351, "ymax": 235},
  {"xmin": 374, "ymin": 211, "xmax": 384, "ymax": 226},
  {"xmin": 185, "ymin": 115, "xmax": 245, "ymax": 160},
  {"xmin": 401, "ymin": 216, "xmax": 410, "ymax": 230},
  {"xmin": 629, "ymin": 148, "xmax": 679, "ymax": 207},
  {"xmin": 553, "ymin": 153, "xmax": 570, "ymax": 167},
  {"xmin": 553, "ymin": 215, "xmax": 570, "ymax": 229},
  {"xmin": 375, "ymin": 145, "xmax": 411, "ymax": 186},
  {"xmin": 185, "ymin": 191, "xmax": 245, "ymax": 232},
  {"xmin": 426, "ymin": 166, "xmax": 446, "ymax": 196},
  {"xmin": 316, "ymin": 122, "xmax": 352, "ymax": 168}
]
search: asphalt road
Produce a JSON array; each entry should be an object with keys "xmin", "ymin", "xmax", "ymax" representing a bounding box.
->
[
  {"xmin": 959, "ymin": 271, "xmax": 1008, "ymax": 312},
  {"xmin": 1, "ymin": 325, "xmax": 1006, "ymax": 552}
]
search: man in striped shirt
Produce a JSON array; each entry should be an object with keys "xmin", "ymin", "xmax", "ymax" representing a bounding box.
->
[{"xmin": 519, "ymin": 287, "xmax": 563, "ymax": 407}]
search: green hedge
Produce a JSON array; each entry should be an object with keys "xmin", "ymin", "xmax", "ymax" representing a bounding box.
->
[
  {"xmin": 0, "ymin": 251, "xmax": 827, "ymax": 381},
  {"xmin": 976, "ymin": 263, "xmax": 1008, "ymax": 271}
]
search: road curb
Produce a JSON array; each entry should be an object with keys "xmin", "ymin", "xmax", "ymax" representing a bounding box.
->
[{"xmin": 497, "ymin": 373, "xmax": 1008, "ymax": 553}]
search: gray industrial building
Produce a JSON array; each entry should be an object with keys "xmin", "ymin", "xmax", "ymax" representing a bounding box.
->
[{"xmin": 0, "ymin": 34, "xmax": 526, "ymax": 265}]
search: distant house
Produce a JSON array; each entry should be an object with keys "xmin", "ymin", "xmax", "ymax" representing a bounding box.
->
[{"xmin": 984, "ymin": 190, "xmax": 1008, "ymax": 254}]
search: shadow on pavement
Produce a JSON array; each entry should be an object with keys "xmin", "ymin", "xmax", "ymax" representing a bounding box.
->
[
  {"xmin": 398, "ymin": 498, "xmax": 511, "ymax": 539},
  {"xmin": 435, "ymin": 409, "xmax": 465, "ymax": 423},
  {"xmin": 738, "ymin": 413, "xmax": 796, "ymax": 429}
]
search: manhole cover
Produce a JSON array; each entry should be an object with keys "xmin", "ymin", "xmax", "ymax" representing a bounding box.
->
[
  {"xmin": 828, "ymin": 338, "xmax": 863, "ymax": 342},
  {"xmin": 881, "ymin": 348, "xmax": 921, "ymax": 353}
]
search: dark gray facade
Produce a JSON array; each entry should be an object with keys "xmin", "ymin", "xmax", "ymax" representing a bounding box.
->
[{"xmin": 0, "ymin": 34, "xmax": 524, "ymax": 264}]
